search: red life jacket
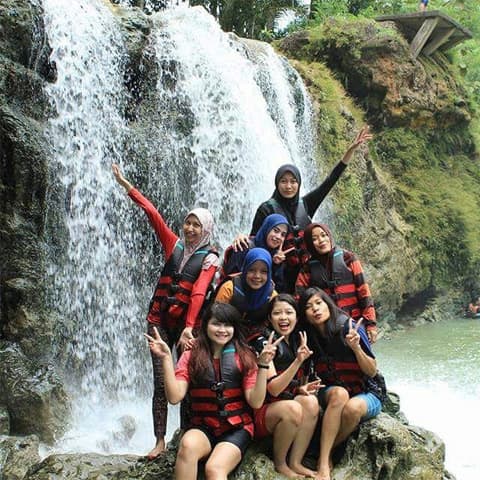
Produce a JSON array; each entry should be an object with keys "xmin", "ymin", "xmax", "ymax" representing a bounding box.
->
[
  {"xmin": 147, "ymin": 241, "xmax": 217, "ymax": 328},
  {"xmin": 308, "ymin": 248, "xmax": 362, "ymax": 320},
  {"xmin": 312, "ymin": 315, "xmax": 367, "ymax": 397},
  {"xmin": 189, "ymin": 343, "xmax": 253, "ymax": 436}
]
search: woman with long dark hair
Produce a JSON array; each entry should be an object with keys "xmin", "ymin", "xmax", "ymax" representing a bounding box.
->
[
  {"xmin": 145, "ymin": 302, "xmax": 282, "ymax": 480},
  {"xmin": 299, "ymin": 288, "xmax": 383, "ymax": 480}
]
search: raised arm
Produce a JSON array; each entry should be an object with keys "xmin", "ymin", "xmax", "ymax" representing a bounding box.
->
[
  {"xmin": 302, "ymin": 126, "xmax": 373, "ymax": 217},
  {"xmin": 145, "ymin": 327, "xmax": 189, "ymax": 404},
  {"xmin": 244, "ymin": 332, "xmax": 284, "ymax": 409},
  {"xmin": 112, "ymin": 163, "xmax": 134, "ymax": 192},
  {"xmin": 267, "ymin": 331, "xmax": 313, "ymax": 397},
  {"xmin": 112, "ymin": 163, "xmax": 178, "ymax": 255}
]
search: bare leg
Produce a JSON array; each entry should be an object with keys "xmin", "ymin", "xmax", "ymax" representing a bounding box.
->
[
  {"xmin": 333, "ymin": 397, "xmax": 367, "ymax": 447},
  {"xmin": 315, "ymin": 387, "xmax": 349, "ymax": 480},
  {"xmin": 289, "ymin": 395, "xmax": 320, "ymax": 477},
  {"xmin": 204, "ymin": 441, "xmax": 243, "ymax": 480},
  {"xmin": 175, "ymin": 429, "xmax": 212, "ymax": 480},
  {"xmin": 265, "ymin": 400, "xmax": 304, "ymax": 478}
]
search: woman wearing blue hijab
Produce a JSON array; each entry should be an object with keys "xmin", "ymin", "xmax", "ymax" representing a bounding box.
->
[
  {"xmin": 215, "ymin": 248, "xmax": 277, "ymax": 340},
  {"xmin": 220, "ymin": 214, "xmax": 289, "ymax": 291}
]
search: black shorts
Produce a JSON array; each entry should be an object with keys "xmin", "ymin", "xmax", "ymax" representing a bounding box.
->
[{"xmin": 189, "ymin": 426, "xmax": 252, "ymax": 456}]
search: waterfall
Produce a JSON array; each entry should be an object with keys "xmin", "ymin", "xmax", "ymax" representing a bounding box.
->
[{"xmin": 42, "ymin": 0, "xmax": 316, "ymax": 454}]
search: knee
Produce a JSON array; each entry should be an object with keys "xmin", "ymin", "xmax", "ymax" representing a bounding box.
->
[
  {"xmin": 341, "ymin": 401, "xmax": 364, "ymax": 425},
  {"xmin": 204, "ymin": 459, "xmax": 226, "ymax": 479},
  {"xmin": 178, "ymin": 435, "xmax": 200, "ymax": 459},
  {"xmin": 327, "ymin": 388, "xmax": 349, "ymax": 409},
  {"xmin": 297, "ymin": 395, "xmax": 320, "ymax": 418},
  {"xmin": 282, "ymin": 400, "xmax": 303, "ymax": 427}
]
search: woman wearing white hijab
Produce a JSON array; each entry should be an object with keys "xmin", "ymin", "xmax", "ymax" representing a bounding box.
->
[{"xmin": 112, "ymin": 164, "xmax": 219, "ymax": 459}]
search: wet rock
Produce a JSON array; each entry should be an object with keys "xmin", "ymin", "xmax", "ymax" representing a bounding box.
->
[
  {"xmin": 21, "ymin": 412, "xmax": 452, "ymax": 479},
  {"xmin": 0, "ymin": 435, "xmax": 41, "ymax": 480},
  {"xmin": 0, "ymin": 406, "xmax": 10, "ymax": 435},
  {"xmin": 0, "ymin": 342, "xmax": 70, "ymax": 444},
  {"xmin": 24, "ymin": 453, "xmax": 140, "ymax": 480}
]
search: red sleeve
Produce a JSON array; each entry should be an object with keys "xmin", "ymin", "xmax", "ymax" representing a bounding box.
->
[
  {"xmin": 235, "ymin": 354, "xmax": 258, "ymax": 390},
  {"xmin": 185, "ymin": 265, "xmax": 217, "ymax": 329},
  {"xmin": 128, "ymin": 188, "xmax": 178, "ymax": 258},
  {"xmin": 175, "ymin": 350, "xmax": 192, "ymax": 382},
  {"xmin": 348, "ymin": 254, "xmax": 376, "ymax": 326}
]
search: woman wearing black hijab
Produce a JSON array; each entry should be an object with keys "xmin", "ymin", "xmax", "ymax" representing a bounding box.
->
[{"xmin": 238, "ymin": 126, "xmax": 372, "ymax": 293}]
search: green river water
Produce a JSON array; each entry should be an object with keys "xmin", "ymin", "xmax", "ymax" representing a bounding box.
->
[{"xmin": 375, "ymin": 318, "xmax": 480, "ymax": 480}]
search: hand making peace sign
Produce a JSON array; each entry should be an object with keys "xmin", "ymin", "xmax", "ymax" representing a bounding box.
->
[
  {"xmin": 272, "ymin": 239, "xmax": 295, "ymax": 265},
  {"xmin": 295, "ymin": 330, "xmax": 313, "ymax": 363},
  {"xmin": 257, "ymin": 331, "xmax": 284, "ymax": 366},
  {"xmin": 144, "ymin": 327, "xmax": 172, "ymax": 359},
  {"xmin": 345, "ymin": 317, "xmax": 364, "ymax": 351}
]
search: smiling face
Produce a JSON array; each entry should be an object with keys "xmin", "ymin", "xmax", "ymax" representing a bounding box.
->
[
  {"xmin": 183, "ymin": 214, "xmax": 202, "ymax": 246},
  {"xmin": 277, "ymin": 172, "xmax": 299, "ymax": 199},
  {"xmin": 269, "ymin": 300, "xmax": 297, "ymax": 340},
  {"xmin": 265, "ymin": 224, "xmax": 288, "ymax": 250},
  {"xmin": 245, "ymin": 260, "xmax": 269, "ymax": 290},
  {"xmin": 304, "ymin": 293, "xmax": 330, "ymax": 332},
  {"xmin": 311, "ymin": 226, "xmax": 332, "ymax": 255},
  {"xmin": 206, "ymin": 316, "xmax": 234, "ymax": 349}
]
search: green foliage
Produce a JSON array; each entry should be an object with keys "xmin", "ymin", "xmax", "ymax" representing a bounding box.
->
[
  {"xmin": 190, "ymin": 0, "xmax": 307, "ymax": 39},
  {"xmin": 375, "ymin": 127, "xmax": 480, "ymax": 286}
]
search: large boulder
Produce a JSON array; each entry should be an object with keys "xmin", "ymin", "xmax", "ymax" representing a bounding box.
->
[
  {"xmin": 0, "ymin": 435, "xmax": 41, "ymax": 480},
  {"xmin": 20, "ymin": 411, "xmax": 452, "ymax": 479},
  {"xmin": 0, "ymin": 342, "xmax": 69, "ymax": 444}
]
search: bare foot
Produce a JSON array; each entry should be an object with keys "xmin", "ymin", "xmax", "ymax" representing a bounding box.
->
[
  {"xmin": 314, "ymin": 465, "xmax": 330, "ymax": 480},
  {"xmin": 146, "ymin": 438, "xmax": 165, "ymax": 460},
  {"xmin": 275, "ymin": 463, "xmax": 305, "ymax": 478},
  {"xmin": 290, "ymin": 462, "xmax": 317, "ymax": 477}
]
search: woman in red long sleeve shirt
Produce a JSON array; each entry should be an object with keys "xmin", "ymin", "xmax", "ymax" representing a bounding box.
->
[{"xmin": 112, "ymin": 164, "xmax": 219, "ymax": 459}]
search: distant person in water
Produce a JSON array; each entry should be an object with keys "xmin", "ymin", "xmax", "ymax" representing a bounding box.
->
[
  {"xmin": 112, "ymin": 164, "xmax": 219, "ymax": 459},
  {"xmin": 233, "ymin": 126, "xmax": 373, "ymax": 293},
  {"xmin": 419, "ymin": 0, "xmax": 429, "ymax": 12},
  {"xmin": 145, "ymin": 302, "xmax": 280, "ymax": 480},
  {"xmin": 467, "ymin": 297, "xmax": 480, "ymax": 317}
]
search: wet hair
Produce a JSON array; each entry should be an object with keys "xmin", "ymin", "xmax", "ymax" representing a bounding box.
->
[
  {"xmin": 268, "ymin": 293, "xmax": 299, "ymax": 318},
  {"xmin": 298, "ymin": 287, "xmax": 345, "ymax": 339},
  {"xmin": 188, "ymin": 303, "xmax": 257, "ymax": 382}
]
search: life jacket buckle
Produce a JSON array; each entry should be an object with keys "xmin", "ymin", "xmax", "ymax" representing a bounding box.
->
[
  {"xmin": 210, "ymin": 381, "xmax": 225, "ymax": 393},
  {"xmin": 169, "ymin": 283, "xmax": 180, "ymax": 293}
]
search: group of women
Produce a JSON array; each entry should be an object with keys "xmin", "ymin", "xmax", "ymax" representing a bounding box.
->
[{"xmin": 112, "ymin": 125, "xmax": 385, "ymax": 480}]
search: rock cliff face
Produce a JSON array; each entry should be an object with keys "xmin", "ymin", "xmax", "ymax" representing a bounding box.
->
[{"xmin": 0, "ymin": 0, "xmax": 69, "ymax": 443}]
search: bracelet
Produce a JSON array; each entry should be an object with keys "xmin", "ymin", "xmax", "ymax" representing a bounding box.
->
[{"xmin": 257, "ymin": 364, "xmax": 269, "ymax": 369}]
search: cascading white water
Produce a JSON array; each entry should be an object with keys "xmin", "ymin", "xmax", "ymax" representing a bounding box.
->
[
  {"xmin": 42, "ymin": 0, "xmax": 317, "ymax": 454},
  {"xmin": 43, "ymin": 0, "xmax": 153, "ymax": 453}
]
